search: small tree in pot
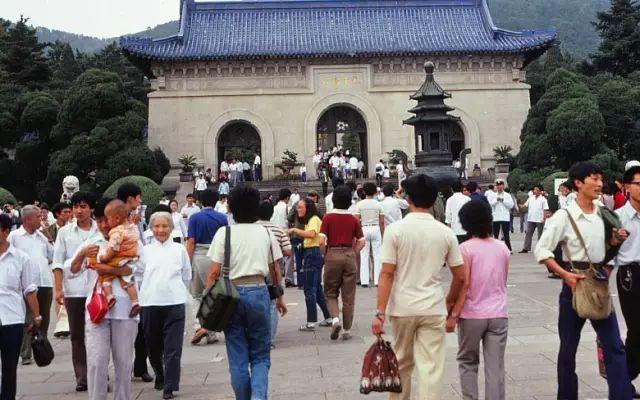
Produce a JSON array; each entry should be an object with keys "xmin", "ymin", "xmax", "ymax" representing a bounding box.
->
[
  {"xmin": 493, "ymin": 145, "xmax": 513, "ymax": 173},
  {"xmin": 178, "ymin": 154, "xmax": 197, "ymax": 182}
]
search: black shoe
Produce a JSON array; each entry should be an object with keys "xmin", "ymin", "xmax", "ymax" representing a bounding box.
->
[
  {"xmin": 361, "ymin": 284, "xmax": 369, "ymax": 288},
  {"xmin": 163, "ymin": 390, "xmax": 174, "ymax": 399},
  {"xmin": 154, "ymin": 380, "xmax": 164, "ymax": 391},
  {"xmin": 75, "ymin": 384, "xmax": 88, "ymax": 392},
  {"xmin": 518, "ymin": 249, "xmax": 529, "ymax": 254},
  {"xmin": 135, "ymin": 372, "xmax": 154, "ymax": 382},
  {"xmin": 285, "ymin": 281, "xmax": 295, "ymax": 288}
]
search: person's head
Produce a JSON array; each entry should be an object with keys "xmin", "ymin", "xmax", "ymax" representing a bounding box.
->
[
  {"xmin": 169, "ymin": 199, "xmax": 179, "ymax": 212},
  {"xmin": 278, "ymin": 188, "xmax": 292, "ymax": 203},
  {"xmin": 332, "ymin": 186, "xmax": 353, "ymax": 210},
  {"xmin": 462, "ymin": 186, "xmax": 470, "ymax": 196},
  {"xmin": 104, "ymin": 199, "xmax": 129, "ymax": 229},
  {"xmin": 532, "ymin": 185, "xmax": 542, "ymax": 197},
  {"xmin": 382, "ymin": 183, "xmax": 395, "ymax": 197},
  {"xmin": 559, "ymin": 181, "xmax": 572, "ymax": 196},
  {"xmin": 149, "ymin": 212, "xmax": 173, "ymax": 243},
  {"xmin": 363, "ymin": 182, "xmax": 377, "ymax": 197},
  {"xmin": 466, "ymin": 181, "xmax": 479, "ymax": 193},
  {"xmin": 346, "ymin": 181, "xmax": 357, "ymax": 194},
  {"xmin": 403, "ymin": 174, "xmax": 438, "ymax": 210},
  {"xmin": 331, "ymin": 176, "xmax": 345, "ymax": 189},
  {"xmin": 20, "ymin": 205, "xmax": 41, "ymax": 232},
  {"xmin": 459, "ymin": 200, "xmax": 493, "ymax": 238},
  {"xmin": 307, "ymin": 191, "xmax": 320, "ymax": 204},
  {"xmin": 70, "ymin": 191, "xmax": 95, "ymax": 223},
  {"xmin": 356, "ymin": 188, "xmax": 366, "ymax": 200},
  {"xmin": 219, "ymin": 194, "xmax": 228, "ymax": 203},
  {"xmin": 200, "ymin": 189, "xmax": 219, "ymax": 208},
  {"xmin": 39, "ymin": 206, "xmax": 49, "ymax": 221},
  {"xmin": 0, "ymin": 214, "xmax": 12, "ymax": 243},
  {"xmin": 93, "ymin": 197, "xmax": 114, "ymax": 237},
  {"xmin": 519, "ymin": 184, "xmax": 525, "ymax": 191},
  {"xmin": 569, "ymin": 161, "xmax": 604, "ymax": 200},
  {"xmin": 116, "ymin": 183, "xmax": 142, "ymax": 211},
  {"xmin": 495, "ymin": 179, "xmax": 505, "ymax": 192},
  {"xmin": 623, "ymin": 166, "xmax": 640, "ymax": 204},
  {"xmin": 488, "ymin": 184, "xmax": 494, "ymax": 191},
  {"xmin": 296, "ymin": 197, "xmax": 318, "ymax": 224},
  {"xmin": 451, "ymin": 181, "xmax": 463, "ymax": 193},
  {"xmin": 186, "ymin": 193, "xmax": 195, "ymax": 205},
  {"xmin": 229, "ymin": 186, "xmax": 260, "ymax": 223},
  {"xmin": 52, "ymin": 202, "xmax": 72, "ymax": 224},
  {"xmin": 257, "ymin": 200, "xmax": 274, "ymax": 221}
]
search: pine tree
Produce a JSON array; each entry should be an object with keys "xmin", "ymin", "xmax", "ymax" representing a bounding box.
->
[
  {"xmin": 591, "ymin": 0, "xmax": 640, "ymax": 76},
  {"xmin": 49, "ymin": 41, "xmax": 82, "ymax": 84},
  {"xmin": 0, "ymin": 17, "xmax": 50, "ymax": 88}
]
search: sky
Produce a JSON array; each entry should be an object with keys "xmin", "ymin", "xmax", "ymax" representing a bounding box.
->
[{"xmin": 0, "ymin": 0, "xmax": 184, "ymax": 38}]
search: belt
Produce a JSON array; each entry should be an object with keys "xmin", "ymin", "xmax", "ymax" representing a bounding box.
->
[
  {"xmin": 328, "ymin": 246, "xmax": 352, "ymax": 250},
  {"xmin": 362, "ymin": 224, "xmax": 379, "ymax": 227},
  {"xmin": 621, "ymin": 262, "xmax": 640, "ymax": 268},
  {"xmin": 232, "ymin": 274, "xmax": 265, "ymax": 286},
  {"xmin": 570, "ymin": 262, "xmax": 602, "ymax": 271}
]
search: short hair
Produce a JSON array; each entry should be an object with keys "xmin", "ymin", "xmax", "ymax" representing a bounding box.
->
[
  {"xmin": 363, "ymin": 182, "xmax": 377, "ymax": 196},
  {"xmin": 186, "ymin": 193, "xmax": 195, "ymax": 199},
  {"xmin": 169, "ymin": 199, "xmax": 179, "ymax": 208},
  {"xmin": 151, "ymin": 204, "xmax": 171, "ymax": 214},
  {"xmin": 307, "ymin": 190, "xmax": 319, "ymax": 198},
  {"xmin": 278, "ymin": 188, "xmax": 292, "ymax": 201},
  {"xmin": 569, "ymin": 161, "xmax": 604, "ymax": 189},
  {"xmin": 332, "ymin": 186, "xmax": 353, "ymax": 210},
  {"xmin": 403, "ymin": 174, "xmax": 438, "ymax": 209},
  {"xmin": 71, "ymin": 191, "xmax": 95, "ymax": 208},
  {"xmin": 51, "ymin": 202, "xmax": 71, "ymax": 218},
  {"xmin": 532, "ymin": 184, "xmax": 542, "ymax": 191},
  {"xmin": 356, "ymin": 188, "xmax": 366, "ymax": 200},
  {"xmin": 257, "ymin": 200, "xmax": 274, "ymax": 220},
  {"xmin": 451, "ymin": 181, "xmax": 463, "ymax": 193},
  {"xmin": 346, "ymin": 181, "xmax": 357, "ymax": 192},
  {"xmin": 149, "ymin": 211, "xmax": 174, "ymax": 230},
  {"xmin": 40, "ymin": 202, "xmax": 50, "ymax": 211},
  {"xmin": 298, "ymin": 197, "xmax": 318, "ymax": 224},
  {"xmin": 105, "ymin": 199, "xmax": 128, "ymax": 221},
  {"xmin": 116, "ymin": 183, "xmax": 141, "ymax": 203},
  {"xmin": 228, "ymin": 186, "xmax": 260, "ymax": 223},
  {"xmin": 331, "ymin": 176, "xmax": 345, "ymax": 189},
  {"xmin": 200, "ymin": 189, "xmax": 219, "ymax": 208},
  {"xmin": 21, "ymin": 205, "xmax": 40, "ymax": 219},
  {"xmin": 560, "ymin": 180, "xmax": 573, "ymax": 190},
  {"xmin": 623, "ymin": 166, "xmax": 640, "ymax": 184},
  {"xmin": 94, "ymin": 197, "xmax": 114, "ymax": 219},
  {"xmin": 466, "ymin": 181, "xmax": 478, "ymax": 192},
  {"xmin": 488, "ymin": 184, "xmax": 494, "ymax": 190},
  {"xmin": 0, "ymin": 214, "xmax": 11, "ymax": 232},
  {"xmin": 382, "ymin": 183, "xmax": 395, "ymax": 197},
  {"xmin": 459, "ymin": 200, "xmax": 493, "ymax": 238}
]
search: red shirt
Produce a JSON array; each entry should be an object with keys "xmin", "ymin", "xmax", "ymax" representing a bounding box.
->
[
  {"xmin": 614, "ymin": 192, "xmax": 627, "ymax": 210},
  {"xmin": 320, "ymin": 211, "xmax": 364, "ymax": 247}
]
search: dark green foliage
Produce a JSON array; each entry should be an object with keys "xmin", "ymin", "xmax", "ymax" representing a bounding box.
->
[
  {"xmin": 591, "ymin": 0, "xmax": 640, "ymax": 76},
  {"xmin": 0, "ymin": 111, "xmax": 18, "ymax": 145},
  {"xmin": 341, "ymin": 132, "xmax": 361, "ymax": 159},
  {"xmin": 0, "ymin": 17, "xmax": 50, "ymax": 89},
  {"xmin": 507, "ymin": 167, "xmax": 559, "ymax": 192},
  {"xmin": 48, "ymin": 41, "xmax": 82, "ymax": 85},
  {"xmin": 153, "ymin": 148, "xmax": 171, "ymax": 178},
  {"xmin": 20, "ymin": 94, "xmax": 60, "ymax": 135},
  {"xmin": 103, "ymin": 176, "xmax": 163, "ymax": 207},
  {"xmin": 95, "ymin": 145, "xmax": 163, "ymax": 190},
  {"xmin": 0, "ymin": 187, "xmax": 17, "ymax": 205},
  {"xmin": 594, "ymin": 78, "xmax": 640, "ymax": 159}
]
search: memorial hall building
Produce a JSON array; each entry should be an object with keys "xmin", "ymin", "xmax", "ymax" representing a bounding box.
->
[{"xmin": 120, "ymin": 0, "xmax": 556, "ymax": 179}]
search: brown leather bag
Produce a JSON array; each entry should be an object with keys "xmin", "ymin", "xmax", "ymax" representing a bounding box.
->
[{"xmin": 360, "ymin": 334, "xmax": 402, "ymax": 395}]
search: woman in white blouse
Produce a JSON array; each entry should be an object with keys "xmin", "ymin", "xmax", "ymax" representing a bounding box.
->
[
  {"xmin": 169, "ymin": 200, "xmax": 187, "ymax": 244},
  {"xmin": 0, "ymin": 213, "xmax": 41, "ymax": 400},
  {"xmin": 138, "ymin": 212, "xmax": 192, "ymax": 400},
  {"xmin": 206, "ymin": 186, "xmax": 287, "ymax": 400}
]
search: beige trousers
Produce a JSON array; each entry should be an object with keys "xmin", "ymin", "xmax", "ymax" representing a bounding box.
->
[{"xmin": 389, "ymin": 315, "xmax": 446, "ymax": 400}]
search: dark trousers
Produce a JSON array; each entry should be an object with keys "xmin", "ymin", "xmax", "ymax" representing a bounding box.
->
[
  {"xmin": 65, "ymin": 297, "xmax": 87, "ymax": 386},
  {"xmin": 523, "ymin": 221, "xmax": 544, "ymax": 251},
  {"xmin": 133, "ymin": 318, "xmax": 149, "ymax": 376},
  {"xmin": 492, "ymin": 221, "xmax": 511, "ymax": 251},
  {"xmin": 302, "ymin": 248, "xmax": 330, "ymax": 323},
  {"xmin": 321, "ymin": 182, "xmax": 328, "ymax": 197},
  {"xmin": 291, "ymin": 238, "xmax": 304, "ymax": 288},
  {"xmin": 375, "ymin": 174, "xmax": 383, "ymax": 188},
  {"xmin": 557, "ymin": 284, "xmax": 632, "ymax": 400},
  {"xmin": 0, "ymin": 324, "xmax": 23, "ymax": 400},
  {"xmin": 21, "ymin": 287, "xmax": 52, "ymax": 360},
  {"xmin": 142, "ymin": 304, "xmax": 186, "ymax": 392},
  {"xmin": 617, "ymin": 265, "xmax": 640, "ymax": 381}
]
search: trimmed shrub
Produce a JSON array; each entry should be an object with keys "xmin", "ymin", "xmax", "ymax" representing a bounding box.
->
[
  {"xmin": 0, "ymin": 187, "xmax": 17, "ymax": 205},
  {"xmin": 103, "ymin": 176, "xmax": 163, "ymax": 207}
]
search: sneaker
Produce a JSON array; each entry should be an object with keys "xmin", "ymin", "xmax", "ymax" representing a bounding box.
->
[
  {"xmin": 299, "ymin": 324, "xmax": 315, "ymax": 332},
  {"xmin": 341, "ymin": 331, "xmax": 352, "ymax": 341},
  {"xmin": 163, "ymin": 390, "xmax": 174, "ymax": 399},
  {"xmin": 330, "ymin": 322, "xmax": 342, "ymax": 340},
  {"xmin": 318, "ymin": 319, "xmax": 332, "ymax": 327}
]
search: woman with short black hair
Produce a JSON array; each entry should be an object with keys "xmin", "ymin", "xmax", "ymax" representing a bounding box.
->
[{"xmin": 168, "ymin": 200, "xmax": 187, "ymax": 243}]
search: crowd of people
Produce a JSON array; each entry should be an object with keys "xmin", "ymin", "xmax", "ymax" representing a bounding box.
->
[{"xmin": 1, "ymin": 158, "xmax": 640, "ymax": 400}]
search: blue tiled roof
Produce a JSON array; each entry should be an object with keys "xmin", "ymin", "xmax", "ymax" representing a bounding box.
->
[{"xmin": 120, "ymin": 0, "xmax": 557, "ymax": 63}]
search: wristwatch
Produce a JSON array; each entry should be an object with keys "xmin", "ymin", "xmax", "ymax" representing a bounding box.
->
[
  {"xmin": 34, "ymin": 315, "xmax": 43, "ymax": 322},
  {"xmin": 375, "ymin": 310, "xmax": 385, "ymax": 320}
]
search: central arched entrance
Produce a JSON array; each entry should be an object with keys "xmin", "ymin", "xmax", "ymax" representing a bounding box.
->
[
  {"xmin": 316, "ymin": 105, "xmax": 368, "ymax": 168},
  {"xmin": 217, "ymin": 121, "xmax": 261, "ymax": 175}
]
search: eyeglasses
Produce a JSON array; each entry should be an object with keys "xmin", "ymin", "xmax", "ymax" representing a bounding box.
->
[{"xmin": 629, "ymin": 181, "xmax": 640, "ymax": 186}]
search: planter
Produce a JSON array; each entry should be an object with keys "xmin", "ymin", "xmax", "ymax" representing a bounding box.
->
[
  {"xmin": 494, "ymin": 163, "xmax": 510, "ymax": 174},
  {"xmin": 472, "ymin": 168, "xmax": 481, "ymax": 177},
  {"xmin": 179, "ymin": 172, "xmax": 194, "ymax": 182}
]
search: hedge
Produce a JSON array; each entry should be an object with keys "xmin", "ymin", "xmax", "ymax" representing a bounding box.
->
[
  {"xmin": 103, "ymin": 176, "xmax": 163, "ymax": 207},
  {"xmin": 0, "ymin": 187, "xmax": 17, "ymax": 205}
]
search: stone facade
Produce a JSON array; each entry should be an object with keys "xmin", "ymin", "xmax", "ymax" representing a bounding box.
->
[{"xmin": 147, "ymin": 55, "xmax": 531, "ymax": 179}]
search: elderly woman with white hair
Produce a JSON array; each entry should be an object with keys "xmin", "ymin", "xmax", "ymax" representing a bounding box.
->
[{"xmin": 138, "ymin": 211, "xmax": 192, "ymax": 400}]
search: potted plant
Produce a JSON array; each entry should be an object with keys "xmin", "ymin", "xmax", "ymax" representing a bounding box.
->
[
  {"xmin": 493, "ymin": 145, "xmax": 513, "ymax": 173},
  {"xmin": 178, "ymin": 154, "xmax": 197, "ymax": 182}
]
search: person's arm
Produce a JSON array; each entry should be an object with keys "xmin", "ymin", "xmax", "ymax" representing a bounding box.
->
[
  {"xmin": 445, "ymin": 200, "xmax": 452, "ymax": 226},
  {"xmin": 535, "ymin": 214, "xmax": 584, "ymax": 291},
  {"xmin": 92, "ymin": 263, "xmax": 133, "ymax": 277},
  {"xmin": 180, "ymin": 247, "xmax": 192, "ymax": 285},
  {"xmin": 70, "ymin": 244, "xmax": 99, "ymax": 274},
  {"xmin": 379, "ymin": 215, "xmax": 385, "ymax": 236},
  {"xmin": 353, "ymin": 237, "xmax": 366, "ymax": 253},
  {"xmin": 186, "ymin": 238, "xmax": 195, "ymax": 261},
  {"xmin": 206, "ymin": 262, "xmax": 221, "ymax": 287},
  {"xmin": 22, "ymin": 259, "xmax": 41, "ymax": 332},
  {"xmin": 445, "ymin": 262, "xmax": 468, "ymax": 332},
  {"xmin": 371, "ymin": 262, "xmax": 396, "ymax": 335},
  {"xmin": 288, "ymin": 227, "xmax": 316, "ymax": 239},
  {"xmin": 180, "ymin": 218, "xmax": 188, "ymax": 239},
  {"xmin": 24, "ymin": 291, "xmax": 41, "ymax": 332},
  {"xmin": 504, "ymin": 194, "xmax": 515, "ymax": 210},
  {"xmin": 488, "ymin": 192, "xmax": 497, "ymax": 206},
  {"xmin": 52, "ymin": 232, "xmax": 66, "ymax": 304},
  {"xmin": 99, "ymin": 247, "xmax": 116, "ymax": 263}
]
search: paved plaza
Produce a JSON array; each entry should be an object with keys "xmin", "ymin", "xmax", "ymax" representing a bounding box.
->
[{"xmin": 15, "ymin": 230, "xmax": 637, "ymax": 399}]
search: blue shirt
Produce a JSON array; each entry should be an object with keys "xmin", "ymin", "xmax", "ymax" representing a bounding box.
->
[
  {"xmin": 469, "ymin": 192, "xmax": 490, "ymax": 207},
  {"xmin": 188, "ymin": 208, "xmax": 228, "ymax": 244},
  {"xmin": 218, "ymin": 182, "xmax": 229, "ymax": 195}
]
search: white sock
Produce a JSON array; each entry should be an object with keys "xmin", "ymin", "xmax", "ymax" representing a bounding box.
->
[
  {"xmin": 342, "ymin": 329, "xmax": 350, "ymax": 334},
  {"xmin": 307, "ymin": 322, "xmax": 316, "ymax": 328},
  {"xmin": 332, "ymin": 317, "xmax": 340, "ymax": 325}
]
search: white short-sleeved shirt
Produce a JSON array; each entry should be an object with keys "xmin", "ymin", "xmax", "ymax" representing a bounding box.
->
[
  {"xmin": 381, "ymin": 212, "xmax": 463, "ymax": 317},
  {"xmin": 53, "ymin": 220, "xmax": 101, "ymax": 297},
  {"xmin": 138, "ymin": 240, "xmax": 192, "ymax": 306},
  {"xmin": 8, "ymin": 227, "xmax": 53, "ymax": 287},
  {"xmin": 355, "ymin": 198, "xmax": 384, "ymax": 226},
  {"xmin": 195, "ymin": 178, "xmax": 208, "ymax": 191},
  {"xmin": 180, "ymin": 204, "xmax": 200, "ymax": 224},
  {"xmin": 615, "ymin": 202, "xmax": 640, "ymax": 265},
  {"xmin": 207, "ymin": 224, "xmax": 282, "ymax": 281},
  {"xmin": 445, "ymin": 192, "xmax": 471, "ymax": 235},
  {"xmin": 0, "ymin": 246, "xmax": 39, "ymax": 325},
  {"xmin": 525, "ymin": 195, "xmax": 549, "ymax": 223},
  {"xmin": 381, "ymin": 197, "xmax": 408, "ymax": 226},
  {"xmin": 349, "ymin": 157, "xmax": 358, "ymax": 170},
  {"xmin": 254, "ymin": 155, "xmax": 261, "ymax": 166}
]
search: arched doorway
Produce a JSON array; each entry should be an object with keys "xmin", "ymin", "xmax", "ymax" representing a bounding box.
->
[
  {"xmin": 316, "ymin": 105, "xmax": 368, "ymax": 168},
  {"xmin": 450, "ymin": 124, "xmax": 465, "ymax": 162},
  {"xmin": 217, "ymin": 121, "xmax": 261, "ymax": 175}
]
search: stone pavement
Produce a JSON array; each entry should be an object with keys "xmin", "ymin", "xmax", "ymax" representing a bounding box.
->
[{"xmin": 15, "ymin": 230, "xmax": 638, "ymax": 399}]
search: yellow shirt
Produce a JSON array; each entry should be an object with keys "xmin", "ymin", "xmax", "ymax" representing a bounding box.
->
[{"xmin": 303, "ymin": 216, "xmax": 323, "ymax": 248}]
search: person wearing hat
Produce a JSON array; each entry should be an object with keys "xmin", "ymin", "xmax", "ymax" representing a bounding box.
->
[{"xmin": 487, "ymin": 179, "xmax": 515, "ymax": 252}]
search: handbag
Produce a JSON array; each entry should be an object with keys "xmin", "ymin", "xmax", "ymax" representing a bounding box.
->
[
  {"xmin": 31, "ymin": 328, "xmax": 54, "ymax": 367},
  {"xmin": 197, "ymin": 226, "xmax": 239, "ymax": 332},
  {"xmin": 360, "ymin": 334, "xmax": 402, "ymax": 395},
  {"xmin": 86, "ymin": 281, "xmax": 109, "ymax": 324},
  {"xmin": 562, "ymin": 210, "xmax": 613, "ymax": 320}
]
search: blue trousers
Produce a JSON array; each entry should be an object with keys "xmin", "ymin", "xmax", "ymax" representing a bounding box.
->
[
  {"xmin": 0, "ymin": 324, "xmax": 23, "ymax": 400},
  {"xmin": 224, "ymin": 286, "xmax": 271, "ymax": 400},
  {"xmin": 557, "ymin": 284, "xmax": 632, "ymax": 400},
  {"xmin": 302, "ymin": 248, "xmax": 330, "ymax": 323}
]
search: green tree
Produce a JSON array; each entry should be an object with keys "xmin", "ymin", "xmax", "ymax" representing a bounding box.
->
[
  {"xmin": 48, "ymin": 41, "xmax": 82, "ymax": 85},
  {"xmin": 0, "ymin": 17, "xmax": 50, "ymax": 89},
  {"xmin": 94, "ymin": 144, "xmax": 163, "ymax": 190},
  {"xmin": 594, "ymin": 78, "xmax": 640, "ymax": 158},
  {"xmin": 89, "ymin": 42, "xmax": 150, "ymax": 103},
  {"xmin": 592, "ymin": 0, "xmax": 640, "ymax": 76},
  {"xmin": 341, "ymin": 132, "xmax": 361, "ymax": 159}
]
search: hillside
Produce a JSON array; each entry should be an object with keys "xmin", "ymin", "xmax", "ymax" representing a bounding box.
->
[{"xmin": 35, "ymin": 0, "xmax": 610, "ymax": 59}]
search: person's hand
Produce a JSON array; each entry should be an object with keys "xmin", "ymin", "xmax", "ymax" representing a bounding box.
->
[
  {"xmin": 55, "ymin": 289, "xmax": 65, "ymax": 305},
  {"xmin": 372, "ymin": 316, "xmax": 385, "ymax": 335},
  {"xmin": 276, "ymin": 297, "xmax": 288, "ymax": 317},
  {"xmin": 92, "ymin": 263, "xmax": 113, "ymax": 275},
  {"xmin": 611, "ymin": 228, "xmax": 629, "ymax": 246},
  {"xmin": 563, "ymin": 272, "xmax": 585, "ymax": 292},
  {"xmin": 287, "ymin": 228, "xmax": 296, "ymax": 235},
  {"xmin": 28, "ymin": 315, "xmax": 42, "ymax": 334},
  {"xmin": 130, "ymin": 212, "xmax": 141, "ymax": 224},
  {"xmin": 83, "ymin": 244, "xmax": 100, "ymax": 259},
  {"xmin": 181, "ymin": 213, "xmax": 188, "ymax": 219},
  {"xmin": 445, "ymin": 315, "xmax": 458, "ymax": 333}
]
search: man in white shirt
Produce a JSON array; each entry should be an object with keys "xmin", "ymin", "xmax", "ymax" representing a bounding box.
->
[
  {"xmin": 313, "ymin": 151, "xmax": 322, "ymax": 179},
  {"xmin": 534, "ymin": 161, "xmax": 632, "ymax": 399},
  {"xmin": 330, "ymin": 154, "xmax": 340, "ymax": 179},
  {"xmin": 194, "ymin": 173, "xmax": 208, "ymax": 200},
  {"xmin": 220, "ymin": 159, "xmax": 229, "ymax": 180},
  {"xmin": 349, "ymin": 156, "xmax": 359, "ymax": 179},
  {"xmin": 271, "ymin": 189, "xmax": 295, "ymax": 286},
  {"xmin": 372, "ymin": 174, "xmax": 467, "ymax": 400},
  {"xmin": 325, "ymin": 177, "xmax": 344, "ymax": 213},
  {"xmin": 488, "ymin": 179, "xmax": 515, "ymax": 251},
  {"xmin": 355, "ymin": 183, "xmax": 385, "ymax": 287},
  {"xmin": 227, "ymin": 161, "xmax": 237, "ymax": 187},
  {"xmin": 8, "ymin": 205, "xmax": 53, "ymax": 365},
  {"xmin": 520, "ymin": 185, "xmax": 550, "ymax": 253},
  {"xmin": 381, "ymin": 184, "xmax": 408, "ymax": 226},
  {"xmin": 615, "ymin": 165, "xmax": 640, "ymax": 396},
  {"xmin": 557, "ymin": 180, "xmax": 572, "ymax": 209},
  {"xmin": 445, "ymin": 181, "xmax": 471, "ymax": 243},
  {"xmin": 289, "ymin": 188, "xmax": 301, "ymax": 210},
  {"xmin": 358, "ymin": 160, "xmax": 365, "ymax": 178},
  {"xmin": 253, "ymin": 152, "xmax": 262, "ymax": 182},
  {"xmin": 484, "ymin": 184, "xmax": 495, "ymax": 199},
  {"xmin": 53, "ymin": 192, "xmax": 101, "ymax": 392},
  {"xmin": 375, "ymin": 160, "xmax": 385, "ymax": 187},
  {"xmin": 396, "ymin": 162, "xmax": 406, "ymax": 187},
  {"xmin": 180, "ymin": 193, "xmax": 200, "ymax": 225}
]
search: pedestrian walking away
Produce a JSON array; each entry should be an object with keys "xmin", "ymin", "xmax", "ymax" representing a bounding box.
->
[
  {"xmin": 355, "ymin": 183, "xmax": 385, "ymax": 287},
  {"xmin": 445, "ymin": 181, "xmax": 471, "ymax": 244}
]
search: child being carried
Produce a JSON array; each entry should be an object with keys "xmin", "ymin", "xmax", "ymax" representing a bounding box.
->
[{"xmin": 97, "ymin": 200, "xmax": 140, "ymax": 317}]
